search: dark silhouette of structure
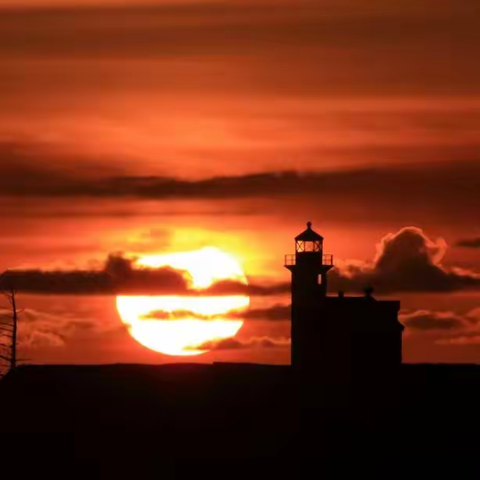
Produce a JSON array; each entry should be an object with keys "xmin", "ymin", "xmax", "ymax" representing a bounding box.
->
[
  {"xmin": 285, "ymin": 222, "xmax": 403, "ymax": 383},
  {"xmin": 2, "ymin": 223, "xmax": 480, "ymax": 470}
]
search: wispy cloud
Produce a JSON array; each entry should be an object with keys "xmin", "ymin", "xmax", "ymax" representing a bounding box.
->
[
  {"xmin": 188, "ymin": 336, "xmax": 290, "ymax": 351},
  {"xmin": 456, "ymin": 237, "xmax": 480, "ymax": 249},
  {"xmin": 142, "ymin": 305, "xmax": 290, "ymax": 321},
  {"xmin": 1, "ymin": 142, "xmax": 479, "ymax": 224}
]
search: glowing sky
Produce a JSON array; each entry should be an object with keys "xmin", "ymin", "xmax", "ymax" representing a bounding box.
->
[{"xmin": 0, "ymin": 0, "xmax": 479, "ymax": 365}]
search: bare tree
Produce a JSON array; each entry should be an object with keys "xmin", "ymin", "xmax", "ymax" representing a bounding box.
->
[{"xmin": 0, "ymin": 272, "xmax": 21, "ymax": 376}]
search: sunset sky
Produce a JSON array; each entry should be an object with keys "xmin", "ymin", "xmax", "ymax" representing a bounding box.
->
[{"xmin": 1, "ymin": 0, "xmax": 479, "ymax": 366}]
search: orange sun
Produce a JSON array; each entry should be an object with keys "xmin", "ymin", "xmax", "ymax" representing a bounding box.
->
[{"xmin": 116, "ymin": 247, "xmax": 249, "ymax": 356}]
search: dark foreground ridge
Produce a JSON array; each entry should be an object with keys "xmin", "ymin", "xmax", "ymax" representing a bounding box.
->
[{"xmin": 1, "ymin": 362, "xmax": 480, "ymax": 466}]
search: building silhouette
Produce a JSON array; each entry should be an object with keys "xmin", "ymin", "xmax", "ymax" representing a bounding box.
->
[{"xmin": 285, "ymin": 222, "xmax": 403, "ymax": 383}]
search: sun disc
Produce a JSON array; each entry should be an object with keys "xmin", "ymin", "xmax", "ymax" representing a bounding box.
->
[{"xmin": 116, "ymin": 247, "xmax": 249, "ymax": 356}]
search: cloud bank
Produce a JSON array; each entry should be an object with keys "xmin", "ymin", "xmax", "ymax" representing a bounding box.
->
[
  {"xmin": 143, "ymin": 305, "xmax": 291, "ymax": 322},
  {"xmin": 330, "ymin": 227, "xmax": 480, "ymax": 294},
  {"xmin": 191, "ymin": 336, "xmax": 291, "ymax": 351},
  {"xmin": 0, "ymin": 142, "xmax": 479, "ymax": 228},
  {"xmin": 0, "ymin": 142, "xmax": 478, "ymax": 204},
  {"xmin": 0, "ymin": 253, "xmax": 288, "ymax": 297},
  {"xmin": 456, "ymin": 237, "xmax": 480, "ymax": 249},
  {"xmin": 400, "ymin": 310, "xmax": 474, "ymax": 332},
  {"xmin": 0, "ymin": 254, "xmax": 191, "ymax": 295},
  {"xmin": 3, "ymin": 227, "xmax": 480, "ymax": 296},
  {"xmin": 400, "ymin": 308, "xmax": 480, "ymax": 346},
  {"xmin": 0, "ymin": 307, "xmax": 121, "ymax": 349}
]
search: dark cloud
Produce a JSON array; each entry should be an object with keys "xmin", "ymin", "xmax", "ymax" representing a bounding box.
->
[
  {"xmin": 456, "ymin": 237, "xmax": 480, "ymax": 249},
  {"xmin": 205, "ymin": 280, "xmax": 289, "ymax": 297},
  {"xmin": 1, "ymin": 142, "xmax": 479, "ymax": 225},
  {"xmin": 192, "ymin": 336, "xmax": 290, "ymax": 351},
  {"xmin": 239, "ymin": 305, "xmax": 290, "ymax": 321},
  {"xmin": 0, "ymin": 307, "xmax": 120, "ymax": 348},
  {"xmin": 142, "ymin": 305, "xmax": 290, "ymax": 321},
  {"xmin": 330, "ymin": 227, "xmax": 480, "ymax": 294},
  {"xmin": 418, "ymin": 308, "xmax": 480, "ymax": 345},
  {"xmin": 400, "ymin": 310, "xmax": 471, "ymax": 331},
  {"xmin": 394, "ymin": 307, "xmax": 480, "ymax": 348},
  {"xmin": 0, "ymin": 253, "xmax": 192, "ymax": 295},
  {"xmin": 0, "ymin": 253, "xmax": 287, "ymax": 297}
]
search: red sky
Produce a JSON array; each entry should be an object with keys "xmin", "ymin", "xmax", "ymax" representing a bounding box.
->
[{"xmin": 0, "ymin": 0, "xmax": 479, "ymax": 366}]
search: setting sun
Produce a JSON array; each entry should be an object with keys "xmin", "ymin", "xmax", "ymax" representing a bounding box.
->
[{"xmin": 116, "ymin": 247, "xmax": 249, "ymax": 356}]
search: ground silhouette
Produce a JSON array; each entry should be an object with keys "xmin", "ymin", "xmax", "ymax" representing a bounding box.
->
[{"xmin": 1, "ymin": 362, "xmax": 480, "ymax": 467}]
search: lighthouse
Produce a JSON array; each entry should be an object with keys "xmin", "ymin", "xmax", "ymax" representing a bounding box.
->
[
  {"xmin": 285, "ymin": 222, "xmax": 403, "ymax": 381},
  {"xmin": 285, "ymin": 222, "xmax": 334, "ymax": 369}
]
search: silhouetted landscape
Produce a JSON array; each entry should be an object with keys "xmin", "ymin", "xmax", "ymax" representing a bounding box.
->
[
  {"xmin": 2, "ymin": 363, "xmax": 480, "ymax": 469},
  {"xmin": 1, "ymin": 0, "xmax": 480, "ymax": 475},
  {"xmin": 2, "ymin": 224, "xmax": 480, "ymax": 474}
]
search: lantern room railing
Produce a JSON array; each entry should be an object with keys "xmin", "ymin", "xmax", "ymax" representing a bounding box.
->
[{"xmin": 284, "ymin": 254, "xmax": 334, "ymax": 266}]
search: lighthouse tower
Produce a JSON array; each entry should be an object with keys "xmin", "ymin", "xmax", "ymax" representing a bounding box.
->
[
  {"xmin": 285, "ymin": 222, "xmax": 334, "ymax": 368},
  {"xmin": 284, "ymin": 221, "xmax": 333, "ymax": 299}
]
